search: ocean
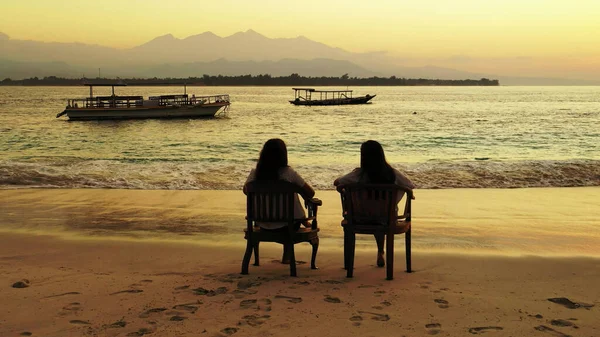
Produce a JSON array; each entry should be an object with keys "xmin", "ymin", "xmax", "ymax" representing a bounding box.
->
[
  {"xmin": 1, "ymin": 85, "xmax": 599, "ymax": 190},
  {"xmin": 1, "ymin": 85, "xmax": 600, "ymax": 255}
]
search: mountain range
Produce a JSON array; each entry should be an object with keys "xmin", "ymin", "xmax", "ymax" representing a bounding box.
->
[{"xmin": 0, "ymin": 30, "xmax": 597, "ymax": 85}]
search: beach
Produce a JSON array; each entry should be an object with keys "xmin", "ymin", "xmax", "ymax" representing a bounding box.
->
[
  {"xmin": 1, "ymin": 188, "xmax": 599, "ymax": 336},
  {"xmin": 1, "ymin": 86, "xmax": 599, "ymax": 336}
]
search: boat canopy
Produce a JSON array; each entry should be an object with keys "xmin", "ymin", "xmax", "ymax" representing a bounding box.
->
[
  {"xmin": 292, "ymin": 87, "xmax": 354, "ymax": 101},
  {"xmin": 292, "ymin": 88, "xmax": 353, "ymax": 93}
]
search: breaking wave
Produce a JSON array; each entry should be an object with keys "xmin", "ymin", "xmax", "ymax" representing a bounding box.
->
[{"xmin": 1, "ymin": 158, "xmax": 599, "ymax": 190}]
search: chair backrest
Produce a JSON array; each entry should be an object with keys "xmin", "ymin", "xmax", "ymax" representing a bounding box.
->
[
  {"xmin": 245, "ymin": 180, "xmax": 303, "ymax": 224},
  {"xmin": 339, "ymin": 183, "xmax": 411, "ymax": 227}
]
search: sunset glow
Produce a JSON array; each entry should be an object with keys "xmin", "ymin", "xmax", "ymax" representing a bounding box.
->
[{"xmin": 1, "ymin": 0, "xmax": 599, "ymax": 79}]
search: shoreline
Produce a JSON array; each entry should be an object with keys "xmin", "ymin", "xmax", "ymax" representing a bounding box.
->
[{"xmin": 2, "ymin": 187, "xmax": 600, "ymax": 257}]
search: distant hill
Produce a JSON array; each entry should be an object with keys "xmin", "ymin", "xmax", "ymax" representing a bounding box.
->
[{"xmin": 1, "ymin": 30, "xmax": 598, "ymax": 85}]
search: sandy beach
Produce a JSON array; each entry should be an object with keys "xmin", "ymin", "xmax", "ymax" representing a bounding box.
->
[{"xmin": 1, "ymin": 188, "xmax": 600, "ymax": 336}]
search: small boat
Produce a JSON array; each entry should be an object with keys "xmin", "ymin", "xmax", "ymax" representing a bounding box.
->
[
  {"xmin": 57, "ymin": 83, "xmax": 230, "ymax": 120},
  {"xmin": 289, "ymin": 88, "xmax": 375, "ymax": 106}
]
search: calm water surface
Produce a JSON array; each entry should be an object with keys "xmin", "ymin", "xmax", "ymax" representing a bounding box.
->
[{"xmin": 1, "ymin": 86, "xmax": 599, "ymax": 190}]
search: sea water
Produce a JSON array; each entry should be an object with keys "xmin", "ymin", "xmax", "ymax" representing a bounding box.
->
[
  {"xmin": 1, "ymin": 86, "xmax": 600, "ymax": 255},
  {"xmin": 1, "ymin": 86, "xmax": 599, "ymax": 190}
]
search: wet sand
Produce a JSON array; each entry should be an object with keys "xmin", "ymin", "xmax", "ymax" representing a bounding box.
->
[{"xmin": 1, "ymin": 188, "xmax": 600, "ymax": 255}]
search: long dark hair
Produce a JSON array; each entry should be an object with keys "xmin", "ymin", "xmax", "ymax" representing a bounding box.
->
[
  {"xmin": 255, "ymin": 138, "xmax": 289, "ymax": 180},
  {"xmin": 360, "ymin": 140, "xmax": 395, "ymax": 183}
]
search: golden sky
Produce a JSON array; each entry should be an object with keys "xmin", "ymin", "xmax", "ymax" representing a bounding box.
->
[{"xmin": 2, "ymin": 0, "xmax": 599, "ymax": 78}]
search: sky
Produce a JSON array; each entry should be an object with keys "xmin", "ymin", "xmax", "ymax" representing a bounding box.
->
[{"xmin": 1, "ymin": 0, "xmax": 599, "ymax": 79}]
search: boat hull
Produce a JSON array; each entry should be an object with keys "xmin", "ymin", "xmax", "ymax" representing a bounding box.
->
[
  {"xmin": 289, "ymin": 95, "xmax": 375, "ymax": 106},
  {"xmin": 60, "ymin": 103, "xmax": 229, "ymax": 120}
]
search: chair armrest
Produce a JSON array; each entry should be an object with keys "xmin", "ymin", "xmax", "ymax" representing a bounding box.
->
[
  {"xmin": 305, "ymin": 198, "xmax": 322, "ymax": 230},
  {"xmin": 307, "ymin": 197, "xmax": 322, "ymax": 206}
]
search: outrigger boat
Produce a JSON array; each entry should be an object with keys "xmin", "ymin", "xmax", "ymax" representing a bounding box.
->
[
  {"xmin": 289, "ymin": 88, "xmax": 375, "ymax": 106},
  {"xmin": 57, "ymin": 83, "xmax": 230, "ymax": 120}
]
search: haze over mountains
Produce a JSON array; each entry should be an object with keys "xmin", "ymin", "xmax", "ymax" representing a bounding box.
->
[{"xmin": 0, "ymin": 30, "xmax": 596, "ymax": 85}]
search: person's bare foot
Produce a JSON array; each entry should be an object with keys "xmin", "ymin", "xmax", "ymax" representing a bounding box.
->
[{"xmin": 377, "ymin": 252, "xmax": 385, "ymax": 267}]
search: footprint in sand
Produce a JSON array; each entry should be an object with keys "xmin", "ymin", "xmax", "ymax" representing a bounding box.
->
[
  {"xmin": 528, "ymin": 313, "xmax": 544, "ymax": 319},
  {"xmin": 221, "ymin": 327, "xmax": 238, "ymax": 335},
  {"xmin": 193, "ymin": 286, "xmax": 228, "ymax": 296},
  {"xmin": 169, "ymin": 315, "xmax": 187, "ymax": 322},
  {"xmin": 172, "ymin": 302, "xmax": 201, "ymax": 314},
  {"xmin": 322, "ymin": 280, "xmax": 343, "ymax": 285},
  {"xmin": 349, "ymin": 315, "xmax": 363, "ymax": 326},
  {"xmin": 60, "ymin": 302, "xmax": 82, "ymax": 316},
  {"xmin": 547, "ymin": 297, "xmax": 594, "ymax": 310},
  {"xmin": 44, "ymin": 292, "xmax": 81, "ymax": 298},
  {"xmin": 550, "ymin": 319, "xmax": 578, "ymax": 328},
  {"xmin": 274, "ymin": 295, "xmax": 302, "ymax": 304},
  {"xmin": 107, "ymin": 320, "xmax": 127, "ymax": 328},
  {"xmin": 434, "ymin": 299, "xmax": 449, "ymax": 309},
  {"xmin": 534, "ymin": 325, "xmax": 572, "ymax": 337},
  {"xmin": 239, "ymin": 314, "xmax": 271, "ymax": 327},
  {"xmin": 174, "ymin": 285, "xmax": 190, "ymax": 290},
  {"xmin": 425, "ymin": 323, "xmax": 442, "ymax": 335},
  {"xmin": 126, "ymin": 328, "xmax": 153, "ymax": 336},
  {"xmin": 239, "ymin": 298, "xmax": 272, "ymax": 311},
  {"xmin": 240, "ymin": 299, "xmax": 257, "ymax": 309},
  {"xmin": 69, "ymin": 320, "xmax": 91, "ymax": 325},
  {"xmin": 237, "ymin": 279, "xmax": 262, "ymax": 290},
  {"xmin": 110, "ymin": 289, "xmax": 143, "ymax": 295},
  {"xmin": 232, "ymin": 289, "xmax": 258, "ymax": 298},
  {"xmin": 20, "ymin": 332, "xmax": 32, "ymax": 336},
  {"xmin": 324, "ymin": 295, "xmax": 342, "ymax": 303},
  {"xmin": 468, "ymin": 326, "xmax": 503, "ymax": 334},
  {"xmin": 138, "ymin": 307, "xmax": 167, "ymax": 318},
  {"xmin": 357, "ymin": 310, "xmax": 390, "ymax": 321}
]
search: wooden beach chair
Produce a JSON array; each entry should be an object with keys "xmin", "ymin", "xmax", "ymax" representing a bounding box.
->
[
  {"xmin": 241, "ymin": 180, "xmax": 322, "ymax": 277},
  {"xmin": 338, "ymin": 183, "xmax": 413, "ymax": 280}
]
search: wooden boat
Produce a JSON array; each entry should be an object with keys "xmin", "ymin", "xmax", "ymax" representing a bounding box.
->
[
  {"xmin": 289, "ymin": 88, "xmax": 375, "ymax": 106},
  {"xmin": 57, "ymin": 83, "xmax": 230, "ymax": 120}
]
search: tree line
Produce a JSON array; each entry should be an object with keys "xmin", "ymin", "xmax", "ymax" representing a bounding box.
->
[{"xmin": 0, "ymin": 74, "xmax": 499, "ymax": 86}]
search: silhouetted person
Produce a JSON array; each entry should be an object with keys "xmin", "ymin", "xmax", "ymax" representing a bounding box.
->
[
  {"xmin": 244, "ymin": 138, "xmax": 315, "ymax": 262},
  {"xmin": 334, "ymin": 140, "xmax": 415, "ymax": 267}
]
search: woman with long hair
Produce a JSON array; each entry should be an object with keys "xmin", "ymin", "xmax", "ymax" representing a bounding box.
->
[
  {"xmin": 244, "ymin": 138, "xmax": 315, "ymax": 231},
  {"xmin": 334, "ymin": 140, "xmax": 415, "ymax": 267}
]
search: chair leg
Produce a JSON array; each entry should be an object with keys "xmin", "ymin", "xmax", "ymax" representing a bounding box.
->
[
  {"xmin": 406, "ymin": 228, "xmax": 412, "ymax": 273},
  {"xmin": 386, "ymin": 232, "xmax": 394, "ymax": 280},
  {"xmin": 310, "ymin": 237, "xmax": 319, "ymax": 270},
  {"xmin": 288, "ymin": 241, "xmax": 297, "ymax": 277},
  {"xmin": 253, "ymin": 242, "xmax": 260, "ymax": 266},
  {"xmin": 347, "ymin": 232, "xmax": 356, "ymax": 278},
  {"xmin": 343, "ymin": 228, "xmax": 348, "ymax": 270},
  {"xmin": 241, "ymin": 239, "xmax": 253, "ymax": 275},
  {"xmin": 282, "ymin": 244, "xmax": 290, "ymax": 264},
  {"xmin": 375, "ymin": 232, "xmax": 385, "ymax": 267}
]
